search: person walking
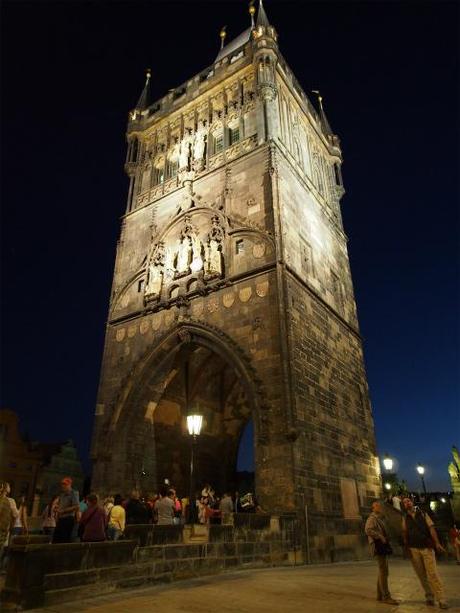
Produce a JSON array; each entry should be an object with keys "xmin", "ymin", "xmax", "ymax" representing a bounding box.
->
[
  {"xmin": 79, "ymin": 494, "xmax": 107, "ymax": 542},
  {"xmin": 53, "ymin": 477, "xmax": 80, "ymax": 543},
  {"xmin": 364, "ymin": 499, "xmax": 399, "ymax": 606},
  {"xmin": 107, "ymin": 494, "xmax": 125, "ymax": 541},
  {"xmin": 42, "ymin": 495, "xmax": 59, "ymax": 537},
  {"xmin": 402, "ymin": 496, "xmax": 449, "ymax": 609}
]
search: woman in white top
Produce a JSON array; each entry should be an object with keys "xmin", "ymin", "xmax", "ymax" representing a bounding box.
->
[
  {"xmin": 42, "ymin": 495, "xmax": 59, "ymax": 536},
  {"xmin": 13, "ymin": 496, "xmax": 28, "ymax": 536}
]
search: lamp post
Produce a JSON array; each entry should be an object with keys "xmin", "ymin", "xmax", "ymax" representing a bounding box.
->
[
  {"xmin": 183, "ymin": 356, "xmax": 203, "ymax": 524},
  {"xmin": 417, "ymin": 464, "xmax": 427, "ymax": 495},
  {"xmin": 187, "ymin": 414, "xmax": 203, "ymax": 523}
]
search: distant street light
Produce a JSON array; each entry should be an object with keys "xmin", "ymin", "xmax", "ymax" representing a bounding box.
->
[
  {"xmin": 417, "ymin": 463, "xmax": 427, "ymax": 494},
  {"xmin": 384, "ymin": 482, "xmax": 391, "ymax": 491}
]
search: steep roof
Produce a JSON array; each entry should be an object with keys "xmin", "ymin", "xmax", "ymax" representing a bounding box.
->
[{"xmin": 214, "ymin": 27, "xmax": 252, "ymax": 63}]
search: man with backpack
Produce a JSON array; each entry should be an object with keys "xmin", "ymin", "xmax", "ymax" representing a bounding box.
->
[
  {"xmin": 365, "ymin": 499, "xmax": 399, "ymax": 605},
  {"xmin": 402, "ymin": 496, "xmax": 449, "ymax": 609}
]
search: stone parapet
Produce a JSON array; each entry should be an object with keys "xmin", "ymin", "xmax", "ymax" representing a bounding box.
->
[{"xmin": 1, "ymin": 514, "xmax": 301, "ymax": 610}]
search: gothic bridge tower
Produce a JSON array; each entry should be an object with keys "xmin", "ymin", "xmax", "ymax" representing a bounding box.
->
[{"xmin": 91, "ymin": 1, "xmax": 380, "ymax": 560}]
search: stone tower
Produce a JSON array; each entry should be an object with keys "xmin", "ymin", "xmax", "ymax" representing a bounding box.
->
[{"xmin": 91, "ymin": 1, "xmax": 381, "ymax": 560}]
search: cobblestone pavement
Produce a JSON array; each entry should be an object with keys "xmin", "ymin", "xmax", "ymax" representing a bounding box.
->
[{"xmin": 30, "ymin": 560, "xmax": 460, "ymax": 613}]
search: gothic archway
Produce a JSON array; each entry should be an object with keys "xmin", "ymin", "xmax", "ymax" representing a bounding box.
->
[{"xmin": 106, "ymin": 320, "xmax": 268, "ymax": 497}]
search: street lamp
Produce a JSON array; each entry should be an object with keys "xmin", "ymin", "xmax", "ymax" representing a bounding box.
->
[
  {"xmin": 383, "ymin": 454, "xmax": 393, "ymax": 472},
  {"xmin": 417, "ymin": 464, "xmax": 427, "ymax": 494},
  {"xmin": 187, "ymin": 414, "xmax": 203, "ymax": 523},
  {"xmin": 384, "ymin": 482, "xmax": 392, "ymax": 491}
]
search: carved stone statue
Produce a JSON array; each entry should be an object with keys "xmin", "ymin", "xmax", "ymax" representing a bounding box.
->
[
  {"xmin": 176, "ymin": 236, "xmax": 192, "ymax": 275},
  {"xmin": 179, "ymin": 132, "xmax": 192, "ymax": 171},
  {"xmin": 168, "ymin": 137, "xmax": 180, "ymax": 163},
  {"xmin": 206, "ymin": 239, "xmax": 222, "ymax": 277},
  {"xmin": 145, "ymin": 242, "xmax": 165, "ymax": 298},
  {"xmin": 193, "ymin": 129, "xmax": 206, "ymax": 171},
  {"xmin": 205, "ymin": 215, "xmax": 224, "ymax": 279}
]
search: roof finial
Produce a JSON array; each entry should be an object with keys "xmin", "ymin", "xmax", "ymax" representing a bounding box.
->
[
  {"xmin": 312, "ymin": 90, "xmax": 324, "ymax": 114},
  {"xmin": 220, "ymin": 25, "xmax": 227, "ymax": 49},
  {"xmin": 145, "ymin": 68, "xmax": 151, "ymax": 84},
  {"xmin": 256, "ymin": 0, "xmax": 270, "ymax": 28},
  {"xmin": 249, "ymin": 0, "xmax": 256, "ymax": 28},
  {"xmin": 312, "ymin": 90, "xmax": 333, "ymax": 136}
]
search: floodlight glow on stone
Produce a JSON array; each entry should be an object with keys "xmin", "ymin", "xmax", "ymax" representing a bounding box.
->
[
  {"xmin": 190, "ymin": 257, "xmax": 203, "ymax": 272},
  {"xmin": 187, "ymin": 414, "xmax": 203, "ymax": 436}
]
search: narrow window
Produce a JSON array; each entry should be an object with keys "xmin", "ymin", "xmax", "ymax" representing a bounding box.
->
[
  {"xmin": 236, "ymin": 239, "xmax": 244, "ymax": 254},
  {"xmin": 214, "ymin": 133, "xmax": 224, "ymax": 154},
  {"xmin": 229, "ymin": 126, "xmax": 240, "ymax": 145},
  {"xmin": 138, "ymin": 279, "xmax": 144, "ymax": 293}
]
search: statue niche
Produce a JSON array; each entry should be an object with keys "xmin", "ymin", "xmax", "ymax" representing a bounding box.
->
[
  {"xmin": 174, "ymin": 216, "xmax": 203, "ymax": 279},
  {"xmin": 193, "ymin": 124, "xmax": 207, "ymax": 172},
  {"xmin": 204, "ymin": 215, "xmax": 224, "ymax": 280},
  {"xmin": 145, "ymin": 242, "xmax": 166, "ymax": 301}
]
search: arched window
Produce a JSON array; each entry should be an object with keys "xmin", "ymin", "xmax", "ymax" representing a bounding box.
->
[{"xmin": 130, "ymin": 138, "xmax": 139, "ymax": 163}]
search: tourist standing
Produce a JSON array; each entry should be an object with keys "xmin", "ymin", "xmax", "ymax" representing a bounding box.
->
[
  {"xmin": 126, "ymin": 490, "xmax": 150, "ymax": 524},
  {"xmin": 53, "ymin": 477, "xmax": 80, "ymax": 543},
  {"xmin": 12, "ymin": 496, "xmax": 28, "ymax": 536},
  {"xmin": 154, "ymin": 488, "xmax": 175, "ymax": 525},
  {"xmin": 448, "ymin": 524, "xmax": 460, "ymax": 564},
  {"xmin": 364, "ymin": 500, "xmax": 399, "ymax": 606},
  {"xmin": 79, "ymin": 494, "xmax": 107, "ymax": 542},
  {"xmin": 220, "ymin": 492, "xmax": 233, "ymax": 525},
  {"xmin": 41, "ymin": 496, "xmax": 59, "ymax": 537},
  {"xmin": 103, "ymin": 496, "xmax": 114, "ymax": 517},
  {"xmin": 392, "ymin": 494, "xmax": 402, "ymax": 512},
  {"xmin": 402, "ymin": 496, "xmax": 449, "ymax": 609},
  {"xmin": 107, "ymin": 494, "xmax": 125, "ymax": 541},
  {"xmin": 0, "ymin": 482, "xmax": 13, "ymax": 571}
]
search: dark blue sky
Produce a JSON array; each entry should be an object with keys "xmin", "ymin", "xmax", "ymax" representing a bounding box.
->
[{"xmin": 1, "ymin": 1, "xmax": 459, "ymax": 492}]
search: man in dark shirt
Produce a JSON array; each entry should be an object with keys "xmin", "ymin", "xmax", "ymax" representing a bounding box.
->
[
  {"xmin": 402, "ymin": 497, "xmax": 448, "ymax": 609},
  {"xmin": 53, "ymin": 477, "xmax": 79, "ymax": 543},
  {"xmin": 125, "ymin": 490, "xmax": 150, "ymax": 524}
]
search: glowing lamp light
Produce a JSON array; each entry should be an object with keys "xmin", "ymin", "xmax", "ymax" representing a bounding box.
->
[
  {"xmin": 187, "ymin": 414, "xmax": 203, "ymax": 436},
  {"xmin": 383, "ymin": 455, "xmax": 393, "ymax": 472},
  {"xmin": 440, "ymin": 497, "xmax": 446, "ymax": 504},
  {"xmin": 384, "ymin": 482, "xmax": 391, "ymax": 491},
  {"xmin": 417, "ymin": 464, "xmax": 425, "ymax": 476}
]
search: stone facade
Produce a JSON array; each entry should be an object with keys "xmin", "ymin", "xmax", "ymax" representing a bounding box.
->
[{"xmin": 91, "ymin": 3, "xmax": 380, "ymax": 559}]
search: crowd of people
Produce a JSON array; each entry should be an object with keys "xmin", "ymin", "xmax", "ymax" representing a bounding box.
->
[{"xmin": 0, "ymin": 477, "xmax": 261, "ymax": 570}]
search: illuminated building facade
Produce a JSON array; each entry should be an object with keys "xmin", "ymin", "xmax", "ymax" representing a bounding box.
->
[{"xmin": 91, "ymin": 1, "xmax": 379, "ymax": 560}]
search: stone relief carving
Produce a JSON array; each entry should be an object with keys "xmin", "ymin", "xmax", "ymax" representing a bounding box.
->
[{"xmin": 143, "ymin": 211, "xmax": 226, "ymax": 307}]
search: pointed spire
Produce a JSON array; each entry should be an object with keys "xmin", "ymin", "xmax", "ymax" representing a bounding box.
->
[
  {"xmin": 256, "ymin": 0, "xmax": 270, "ymax": 28},
  {"xmin": 135, "ymin": 68, "xmax": 151, "ymax": 111},
  {"xmin": 312, "ymin": 90, "xmax": 333, "ymax": 136}
]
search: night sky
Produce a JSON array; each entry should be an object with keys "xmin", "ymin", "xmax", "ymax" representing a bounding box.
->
[{"xmin": 1, "ymin": 1, "xmax": 458, "ymax": 492}]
